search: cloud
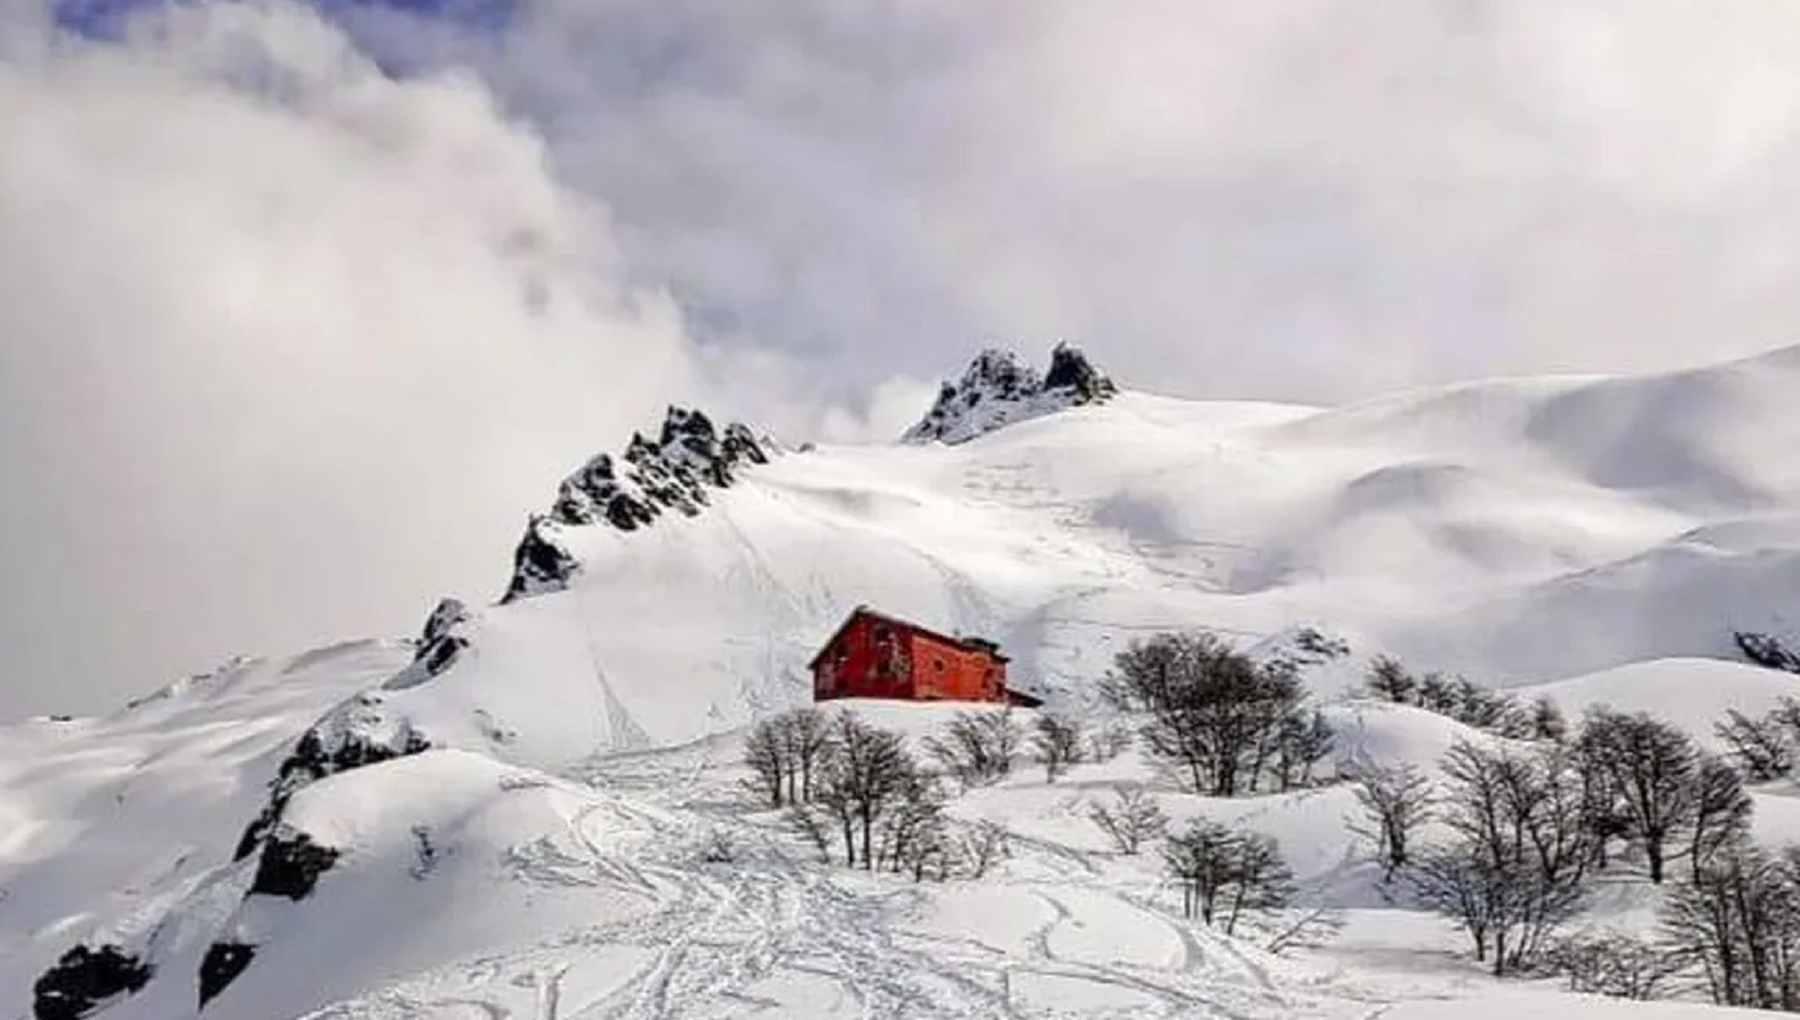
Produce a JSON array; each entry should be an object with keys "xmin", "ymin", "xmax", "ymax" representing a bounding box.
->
[
  {"xmin": 330, "ymin": 0, "xmax": 1800, "ymax": 403},
  {"xmin": 0, "ymin": 0, "xmax": 715, "ymax": 716}
]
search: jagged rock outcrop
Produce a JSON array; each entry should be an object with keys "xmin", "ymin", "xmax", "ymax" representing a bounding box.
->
[
  {"xmin": 233, "ymin": 693, "xmax": 432, "ymax": 860},
  {"xmin": 408, "ymin": 596, "xmax": 473, "ymax": 679},
  {"xmin": 501, "ymin": 406, "xmax": 776, "ymax": 602},
  {"xmin": 32, "ymin": 944, "xmax": 152, "ymax": 1020},
  {"xmin": 502, "ymin": 514, "xmax": 581, "ymax": 603},
  {"xmin": 197, "ymin": 942, "xmax": 255, "ymax": 1008},
  {"xmin": 903, "ymin": 342, "xmax": 1117, "ymax": 446}
]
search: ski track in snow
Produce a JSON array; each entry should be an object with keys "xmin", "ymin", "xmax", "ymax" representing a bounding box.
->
[{"xmin": 295, "ymin": 752, "xmax": 1373, "ymax": 1020}]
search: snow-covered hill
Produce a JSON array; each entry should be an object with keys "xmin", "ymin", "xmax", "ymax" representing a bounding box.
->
[{"xmin": 11, "ymin": 342, "xmax": 1800, "ymax": 1018}]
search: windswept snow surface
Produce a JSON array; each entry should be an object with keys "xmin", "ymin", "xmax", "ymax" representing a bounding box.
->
[{"xmin": 13, "ymin": 345, "xmax": 1800, "ymax": 1017}]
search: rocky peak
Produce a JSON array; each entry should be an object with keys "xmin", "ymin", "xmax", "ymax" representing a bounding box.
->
[
  {"xmin": 902, "ymin": 343, "xmax": 1117, "ymax": 446},
  {"xmin": 501, "ymin": 406, "xmax": 778, "ymax": 603},
  {"xmin": 1043, "ymin": 343, "xmax": 1118, "ymax": 403}
]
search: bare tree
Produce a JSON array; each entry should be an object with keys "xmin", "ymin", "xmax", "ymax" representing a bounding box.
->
[
  {"xmin": 879, "ymin": 767, "xmax": 949, "ymax": 880},
  {"xmin": 1689, "ymin": 754, "xmax": 1753, "ymax": 883},
  {"xmin": 1662, "ymin": 842, "xmax": 1800, "ymax": 1010},
  {"xmin": 1716, "ymin": 706, "xmax": 1798, "ymax": 782},
  {"xmin": 810, "ymin": 712, "xmax": 916, "ymax": 869},
  {"xmin": 1273, "ymin": 709, "xmax": 1334, "ymax": 791},
  {"xmin": 1576, "ymin": 708, "xmax": 1700, "ymax": 884},
  {"xmin": 1088, "ymin": 785, "xmax": 1168, "ymax": 855},
  {"xmin": 925, "ymin": 709, "xmax": 1021, "ymax": 789},
  {"xmin": 1032, "ymin": 713, "xmax": 1086, "ymax": 782},
  {"xmin": 744, "ymin": 717, "xmax": 788, "ymax": 808},
  {"xmin": 1162, "ymin": 820, "xmax": 1293, "ymax": 934},
  {"xmin": 1415, "ymin": 671, "xmax": 1457, "ymax": 715},
  {"xmin": 1103, "ymin": 631, "xmax": 1307, "ymax": 796},
  {"xmin": 782, "ymin": 708, "xmax": 834, "ymax": 804},
  {"xmin": 1451, "ymin": 677, "xmax": 1515, "ymax": 732},
  {"xmin": 1408, "ymin": 740, "xmax": 1596, "ymax": 976},
  {"xmin": 1346, "ymin": 759, "xmax": 1434, "ymax": 881},
  {"xmin": 1529, "ymin": 697, "xmax": 1568, "ymax": 743},
  {"xmin": 742, "ymin": 708, "xmax": 836, "ymax": 808},
  {"xmin": 1367, "ymin": 656, "xmax": 1532, "ymax": 737},
  {"xmin": 1363, "ymin": 655, "xmax": 1417, "ymax": 704}
]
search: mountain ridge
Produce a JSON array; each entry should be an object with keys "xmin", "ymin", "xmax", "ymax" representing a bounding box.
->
[{"xmin": 14, "ymin": 341, "xmax": 1800, "ymax": 1018}]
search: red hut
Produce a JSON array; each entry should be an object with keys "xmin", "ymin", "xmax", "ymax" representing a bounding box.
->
[{"xmin": 808, "ymin": 606, "xmax": 1041, "ymax": 706}]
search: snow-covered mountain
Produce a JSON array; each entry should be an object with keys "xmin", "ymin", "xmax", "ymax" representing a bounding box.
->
[{"xmin": 11, "ymin": 342, "xmax": 1800, "ymax": 1019}]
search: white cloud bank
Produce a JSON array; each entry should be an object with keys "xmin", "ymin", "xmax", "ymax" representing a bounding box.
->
[
  {"xmin": 344, "ymin": 0, "xmax": 1800, "ymax": 400},
  {"xmin": 0, "ymin": 2, "xmax": 730, "ymax": 716}
]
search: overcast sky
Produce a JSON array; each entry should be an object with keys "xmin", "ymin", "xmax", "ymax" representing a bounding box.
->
[{"xmin": 4, "ymin": 0, "xmax": 1800, "ymax": 718}]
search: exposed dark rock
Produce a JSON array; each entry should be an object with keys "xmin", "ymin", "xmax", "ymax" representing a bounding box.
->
[
  {"xmin": 553, "ymin": 454, "xmax": 656, "ymax": 531},
  {"xmin": 502, "ymin": 514, "xmax": 581, "ymax": 603},
  {"xmin": 904, "ymin": 343, "xmax": 1117, "ymax": 446},
  {"xmin": 197, "ymin": 941, "xmax": 255, "ymax": 1008},
  {"xmin": 32, "ymin": 943, "xmax": 152, "ymax": 1020},
  {"xmin": 233, "ymin": 694, "xmax": 432, "ymax": 861},
  {"xmin": 412, "ymin": 597, "xmax": 472, "ymax": 677},
  {"xmin": 250, "ymin": 828, "xmax": 341, "ymax": 900},
  {"xmin": 1735, "ymin": 630, "xmax": 1800, "ymax": 673},
  {"xmin": 501, "ymin": 405, "xmax": 777, "ymax": 603},
  {"xmin": 1042, "ymin": 342, "xmax": 1118, "ymax": 403}
]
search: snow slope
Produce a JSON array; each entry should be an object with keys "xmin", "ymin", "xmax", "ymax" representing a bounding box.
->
[{"xmin": 12, "ymin": 342, "xmax": 1800, "ymax": 1018}]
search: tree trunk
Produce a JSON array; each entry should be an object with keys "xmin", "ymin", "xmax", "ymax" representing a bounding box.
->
[{"xmin": 861, "ymin": 810, "xmax": 875, "ymax": 871}]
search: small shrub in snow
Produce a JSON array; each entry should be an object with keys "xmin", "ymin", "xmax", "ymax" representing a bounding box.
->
[
  {"xmin": 1162, "ymin": 820, "xmax": 1293, "ymax": 935},
  {"xmin": 1086, "ymin": 719, "xmax": 1133, "ymax": 762},
  {"xmin": 1031, "ymin": 713, "xmax": 1085, "ymax": 782},
  {"xmin": 925, "ymin": 709, "xmax": 1021, "ymax": 789},
  {"xmin": 408, "ymin": 824, "xmax": 440, "ymax": 880},
  {"xmin": 697, "ymin": 828, "xmax": 739, "ymax": 866},
  {"xmin": 1547, "ymin": 930, "xmax": 1680, "ymax": 1000},
  {"xmin": 786, "ymin": 803, "xmax": 834, "ymax": 864},
  {"xmin": 1290, "ymin": 626, "xmax": 1351, "ymax": 662},
  {"xmin": 1088, "ymin": 785, "xmax": 1167, "ymax": 856},
  {"xmin": 959, "ymin": 820, "xmax": 1011, "ymax": 879}
]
